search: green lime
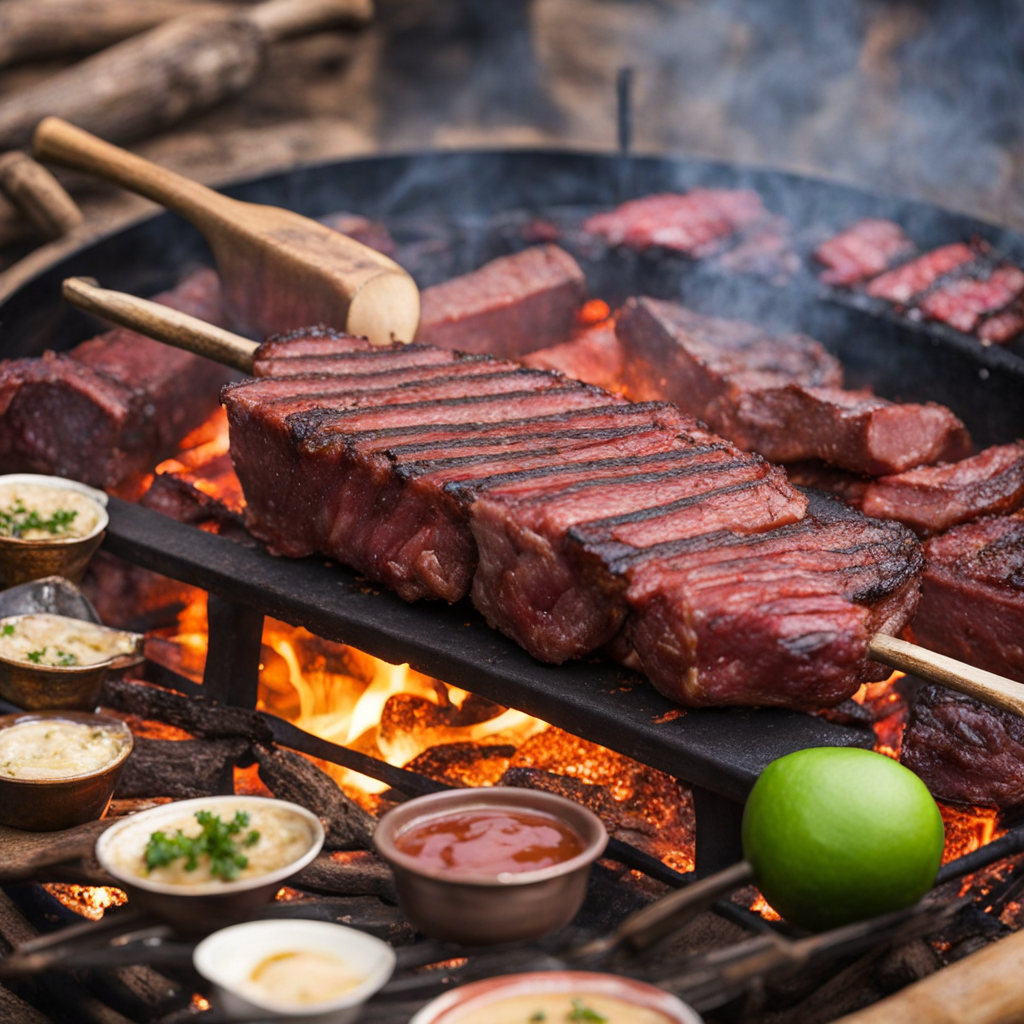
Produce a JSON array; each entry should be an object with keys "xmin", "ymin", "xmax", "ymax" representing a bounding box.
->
[{"xmin": 741, "ymin": 747, "xmax": 945, "ymax": 932}]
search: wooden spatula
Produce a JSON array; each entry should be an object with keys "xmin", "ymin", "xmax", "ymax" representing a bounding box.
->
[{"xmin": 35, "ymin": 119, "xmax": 419, "ymax": 345}]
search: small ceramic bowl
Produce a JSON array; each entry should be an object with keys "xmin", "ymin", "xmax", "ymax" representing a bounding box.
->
[
  {"xmin": 0, "ymin": 710, "xmax": 133, "ymax": 831},
  {"xmin": 95, "ymin": 795, "xmax": 325, "ymax": 936},
  {"xmin": 193, "ymin": 919, "xmax": 396, "ymax": 1023},
  {"xmin": 0, "ymin": 475, "xmax": 108, "ymax": 588},
  {"xmin": 0, "ymin": 612, "xmax": 143, "ymax": 711},
  {"xmin": 409, "ymin": 971, "xmax": 704, "ymax": 1024},
  {"xmin": 374, "ymin": 787, "xmax": 607, "ymax": 946}
]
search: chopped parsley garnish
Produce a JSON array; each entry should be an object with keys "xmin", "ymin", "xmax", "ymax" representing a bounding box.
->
[
  {"xmin": 26, "ymin": 649, "xmax": 45, "ymax": 664},
  {"xmin": 568, "ymin": 1001, "xmax": 607, "ymax": 1023},
  {"xmin": 22, "ymin": 646, "xmax": 78, "ymax": 667},
  {"xmin": 529, "ymin": 1014, "xmax": 547, "ymax": 1023},
  {"xmin": 1, "ymin": 624, "xmax": 13, "ymax": 637},
  {"xmin": 0, "ymin": 500, "xmax": 78, "ymax": 538},
  {"xmin": 144, "ymin": 810, "xmax": 261, "ymax": 881}
]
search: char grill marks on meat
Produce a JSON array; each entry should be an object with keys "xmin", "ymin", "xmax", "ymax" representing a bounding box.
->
[
  {"xmin": 626, "ymin": 490, "xmax": 922, "ymax": 709},
  {"xmin": 901, "ymin": 685, "xmax": 1024, "ymax": 809},
  {"xmin": 814, "ymin": 218, "xmax": 914, "ymax": 286},
  {"xmin": 912, "ymin": 511, "xmax": 1024, "ymax": 685},
  {"xmin": 225, "ymin": 330, "xmax": 924, "ymax": 710},
  {"xmin": 0, "ymin": 267, "xmax": 233, "ymax": 495},
  {"xmin": 582, "ymin": 189, "xmax": 766, "ymax": 255},
  {"xmin": 616, "ymin": 297, "xmax": 970, "ymax": 475},
  {"xmin": 415, "ymin": 244, "xmax": 586, "ymax": 357}
]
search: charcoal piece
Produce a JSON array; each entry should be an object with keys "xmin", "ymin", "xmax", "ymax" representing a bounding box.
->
[
  {"xmin": 416, "ymin": 244, "xmax": 586, "ymax": 357},
  {"xmin": 100, "ymin": 677, "xmax": 275, "ymax": 745},
  {"xmin": 115, "ymin": 736, "xmax": 250, "ymax": 799},
  {"xmin": 0, "ymin": 819, "xmax": 110, "ymax": 884},
  {"xmin": 0, "ymin": 985, "xmax": 51, "ymax": 1024},
  {"xmin": 405, "ymin": 742, "xmax": 517, "ymax": 789},
  {"xmin": 292, "ymin": 851, "xmax": 396, "ymax": 901},
  {"xmin": 259, "ymin": 895, "xmax": 416, "ymax": 945},
  {"xmin": 252, "ymin": 744, "xmax": 375, "ymax": 851},
  {"xmin": 901, "ymin": 684, "xmax": 1024, "ymax": 808}
]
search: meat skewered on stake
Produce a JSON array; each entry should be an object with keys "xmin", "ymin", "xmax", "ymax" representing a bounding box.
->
[
  {"xmin": 61, "ymin": 277, "xmax": 1024, "ymax": 719},
  {"xmin": 35, "ymin": 119, "xmax": 419, "ymax": 347}
]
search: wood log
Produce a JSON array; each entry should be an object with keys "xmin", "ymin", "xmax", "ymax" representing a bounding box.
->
[
  {"xmin": 0, "ymin": 986, "xmax": 52, "ymax": 1024},
  {"xmin": 252, "ymin": 743, "xmax": 376, "ymax": 851},
  {"xmin": 115, "ymin": 736, "xmax": 250, "ymax": 800},
  {"xmin": 833, "ymin": 927, "xmax": 1024, "ymax": 1024},
  {"xmin": 100, "ymin": 677, "xmax": 275, "ymax": 745},
  {"xmin": 0, "ymin": 153, "xmax": 83, "ymax": 239},
  {"xmin": 0, "ymin": 0, "xmax": 374, "ymax": 150},
  {"xmin": 260, "ymin": 894, "xmax": 415, "ymax": 944},
  {"xmin": 0, "ymin": 0, "xmax": 226, "ymax": 69},
  {"xmin": 0, "ymin": 821, "xmax": 112, "ymax": 884},
  {"xmin": 292, "ymin": 851, "xmax": 396, "ymax": 901}
]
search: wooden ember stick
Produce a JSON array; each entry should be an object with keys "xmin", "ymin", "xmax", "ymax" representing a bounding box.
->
[
  {"xmin": 115, "ymin": 736, "xmax": 250, "ymax": 800},
  {"xmin": 42, "ymin": 126, "xmax": 419, "ymax": 345},
  {"xmin": 292, "ymin": 852, "xmax": 396, "ymax": 901},
  {"xmin": 0, "ymin": 152, "xmax": 84, "ymax": 240},
  {"xmin": 251, "ymin": 743, "xmax": 377, "ymax": 851},
  {"xmin": 832, "ymin": 926, "xmax": 1024, "ymax": 1024},
  {"xmin": 0, "ymin": 0, "xmax": 373, "ymax": 151},
  {"xmin": 69, "ymin": 284, "xmax": 1024, "ymax": 720},
  {"xmin": 0, "ymin": 0, "xmax": 227, "ymax": 69}
]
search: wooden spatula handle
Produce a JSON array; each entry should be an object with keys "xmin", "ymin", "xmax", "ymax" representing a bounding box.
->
[
  {"xmin": 62, "ymin": 276, "xmax": 257, "ymax": 374},
  {"xmin": 249, "ymin": 0, "xmax": 374, "ymax": 41},
  {"xmin": 0, "ymin": 151, "xmax": 83, "ymax": 239},
  {"xmin": 34, "ymin": 117, "xmax": 232, "ymax": 226}
]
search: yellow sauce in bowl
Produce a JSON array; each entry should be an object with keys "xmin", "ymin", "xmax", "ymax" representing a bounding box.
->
[
  {"xmin": 0, "ymin": 483, "xmax": 102, "ymax": 541},
  {"xmin": 244, "ymin": 950, "xmax": 363, "ymax": 1006},
  {"xmin": 0, "ymin": 718, "xmax": 129, "ymax": 780}
]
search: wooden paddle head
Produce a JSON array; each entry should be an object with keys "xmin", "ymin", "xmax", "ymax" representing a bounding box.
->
[{"xmin": 33, "ymin": 117, "xmax": 420, "ymax": 345}]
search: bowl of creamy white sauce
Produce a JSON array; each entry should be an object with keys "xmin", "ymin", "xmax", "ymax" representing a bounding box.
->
[
  {"xmin": 0, "ymin": 612, "xmax": 143, "ymax": 711},
  {"xmin": 0, "ymin": 711, "xmax": 133, "ymax": 830},
  {"xmin": 409, "ymin": 972, "xmax": 703, "ymax": 1024},
  {"xmin": 95, "ymin": 795, "xmax": 325, "ymax": 934},
  {"xmin": 193, "ymin": 919, "xmax": 396, "ymax": 1023},
  {"xmin": 0, "ymin": 475, "xmax": 109, "ymax": 587}
]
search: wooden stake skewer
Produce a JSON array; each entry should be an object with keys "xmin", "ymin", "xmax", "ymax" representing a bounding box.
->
[{"xmin": 62, "ymin": 277, "xmax": 1024, "ymax": 721}]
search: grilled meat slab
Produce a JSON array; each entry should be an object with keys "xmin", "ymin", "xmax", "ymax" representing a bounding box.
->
[
  {"xmin": 225, "ymin": 330, "xmax": 922, "ymax": 709},
  {"xmin": 814, "ymin": 218, "xmax": 914, "ymax": 286},
  {"xmin": 617, "ymin": 297, "xmax": 971, "ymax": 475},
  {"xmin": 522, "ymin": 322, "xmax": 626, "ymax": 394},
  {"xmin": 901, "ymin": 685, "xmax": 1024, "ymax": 809},
  {"xmin": 0, "ymin": 268, "xmax": 232, "ymax": 495},
  {"xmin": 913, "ymin": 511, "xmax": 1024, "ymax": 685},
  {"xmin": 415, "ymin": 244, "xmax": 586, "ymax": 357}
]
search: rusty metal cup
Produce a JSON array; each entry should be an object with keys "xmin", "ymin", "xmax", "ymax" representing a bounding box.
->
[
  {"xmin": 0, "ymin": 710, "xmax": 133, "ymax": 831},
  {"xmin": 374, "ymin": 787, "xmax": 608, "ymax": 946},
  {"xmin": 0, "ymin": 475, "xmax": 109, "ymax": 589}
]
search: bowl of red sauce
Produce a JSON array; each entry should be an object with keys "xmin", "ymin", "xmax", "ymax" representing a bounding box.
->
[{"xmin": 374, "ymin": 788, "xmax": 607, "ymax": 946}]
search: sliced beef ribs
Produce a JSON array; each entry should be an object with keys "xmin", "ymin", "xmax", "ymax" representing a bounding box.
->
[
  {"xmin": 859, "ymin": 443, "xmax": 1024, "ymax": 535},
  {"xmin": 864, "ymin": 243, "xmax": 975, "ymax": 304},
  {"xmin": 917, "ymin": 265, "xmax": 1024, "ymax": 334},
  {"xmin": 913, "ymin": 512, "xmax": 1024, "ymax": 684},
  {"xmin": 625, "ymin": 492, "xmax": 922, "ymax": 709},
  {"xmin": 616, "ymin": 297, "xmax": 970, "ymax": 475},
  {"xmin": 522, "ymin": 322, "xmax": 626, "ymax": 393},
  {"xmin": 814, "ymin": 219, "xmax": 914, "ymax": 286},
  {"xmin": 415, "ymin": 244, "xmax": 586, "ymax": 357},
  {"xmin": 582, "ymin": 189, "xmax": 766, "ymax": 254},
  {"xmin": 978, "ymin": 303, "xmax": 1024, "ymax": 345},
  {"xmin": 0, "ymin": 267, "xmax": 232, "ymax": 495},
  {"xmin": 901, "ymin": 685, "xmax": 1024, "ymax": 809}
]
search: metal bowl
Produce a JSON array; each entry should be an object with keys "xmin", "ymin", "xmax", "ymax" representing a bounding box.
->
[
  {"xmin": 0, "ymin": 612, "xmax": 143, "ymax": 711},
  {"xmin": 0, "ymin": 475, "xmax": 108, "ymax": 588},
  {"xmin": 374, "ymin": 787, "xmax": 607, "ymax": 946},
  {"xmin": 409, "ymin": 971, "xmax": 703, "ymax": 1024},
  {"xmin": 0, "ymin": 710, "xmax": 133, "ymax": 831},
  {"xmin": 95, "ymin": 795, "xmax": 325, "ymax": 936},
  {"xmin": 193, "ymin": 919, "xmax": 396, "ymax": 1023}
]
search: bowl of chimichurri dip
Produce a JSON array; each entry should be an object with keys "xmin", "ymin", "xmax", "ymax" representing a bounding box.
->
[
  {"xmin": 0, "ymin": 475, "xmax": 108, "ymax": 587},
  {"xmin": 0, "ymin": 612, "xmax": 143, "ymax": 710},
  {"xmin": 0, "ymin": 710, "xmax": 133, "ymax": 830}
]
